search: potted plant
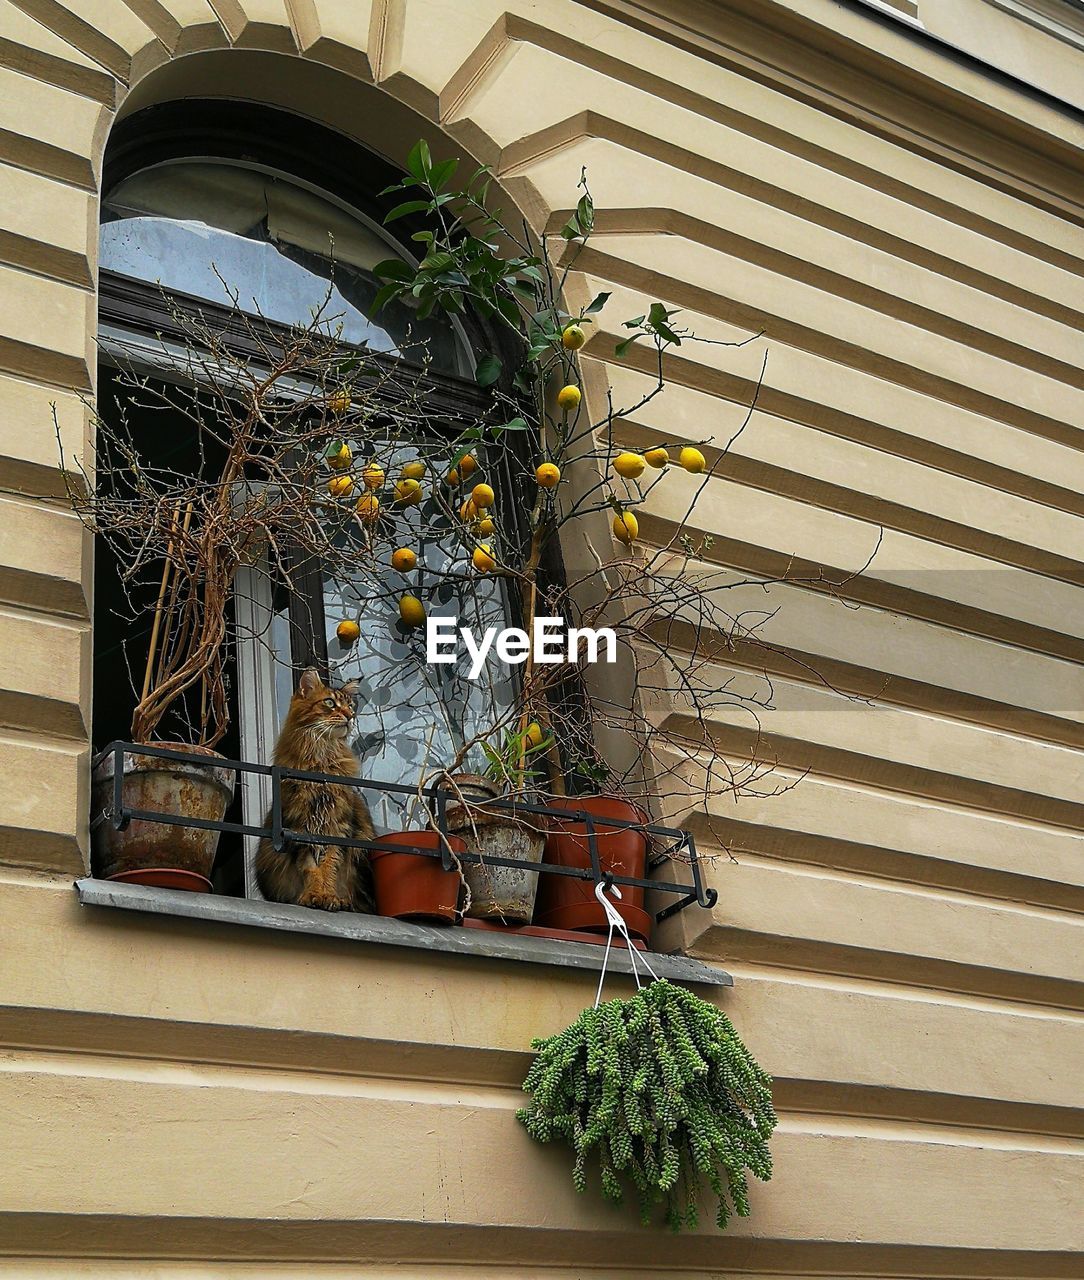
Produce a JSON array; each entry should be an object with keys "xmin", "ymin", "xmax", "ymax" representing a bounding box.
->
[
  {"xmin": 534, "ymin": 785, "xmax": 654, "ymax": 944},
  {"xmin": 372, "ymin": 142, "xmax": 789, "ymax": 938},
  {"xmin": 73, "ymin": 139, "xmax": 834, "ymax": 919},
  {"xmin": 369, "ymin": 829, "xmax": 466, "ymax": 924},
  {"xmin": 442, "ymin": 723, "xmax": 550, "ymax": 924},
  {"xmin": 518, "ymin": 977, "xmax": 777, "ymax": 1231}
]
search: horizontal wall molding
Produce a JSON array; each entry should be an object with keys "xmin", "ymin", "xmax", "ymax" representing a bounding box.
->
[{"xmin": 0, "ymin": 1212, "xmax": 1080, "ymax": 1273}]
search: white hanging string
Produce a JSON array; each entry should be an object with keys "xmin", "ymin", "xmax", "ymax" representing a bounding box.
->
[{"xmin": 593, "ymin": 879, "xmax": 660, "ymax": 1008}]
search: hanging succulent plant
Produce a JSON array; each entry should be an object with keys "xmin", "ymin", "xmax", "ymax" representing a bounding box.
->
[{"xmin": 517, "ymin": 978, "xmax": 776, "ymax": 1231}]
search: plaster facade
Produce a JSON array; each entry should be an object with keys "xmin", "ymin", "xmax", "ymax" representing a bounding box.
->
[{"xmin": 0, "ymin": 0, "xmax": 1081, "ymax": 1273}]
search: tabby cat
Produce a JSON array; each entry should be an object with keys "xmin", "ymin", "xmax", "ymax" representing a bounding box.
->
[{"xmin": 256, "ymin": 667, "xmax": 375, "ymax": 912}]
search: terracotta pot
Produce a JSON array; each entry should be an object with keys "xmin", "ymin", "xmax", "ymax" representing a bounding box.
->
[
  {"xmin": 370, "ymin": 831, "xmax": 465, "ymax": 925},
  {"xmin": 108, "ymin": 868, "xmax": 212, "ymax": 893},
  {"xmin": 91, "ymin": 744, "xmax": 236, "ymax": 883},
  {"xmin": 534, "ymin": 796, "xmax": 652, "ymax": 944},
  {"xmin": 445, "ymin": 798, "xmax": 546, "ymax": 924}
]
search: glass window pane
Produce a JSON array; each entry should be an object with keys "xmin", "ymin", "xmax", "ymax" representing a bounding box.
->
[
  {"xmin": 319, "ymin": 446, "xmax": 515, "ymax": 831},
  {"xmin": 101, "ymin": 160, "xmax": 467, "ymax": 374}
]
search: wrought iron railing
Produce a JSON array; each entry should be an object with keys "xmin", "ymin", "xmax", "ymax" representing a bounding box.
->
[{"xmin": 91, "ymin": 741, "xmax": 718, "ymax": 924}]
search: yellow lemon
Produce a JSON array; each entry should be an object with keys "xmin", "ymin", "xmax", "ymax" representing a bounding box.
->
[
  {"xmin": 644, "ymin": 447, "xmax": 669, "ymax": 469},
  {"xmin": 472, "ymin": 544, "xmax": 497, "ymax": 573},
  {"xmin": 459, "ymin": 498, "xmax": 479, "ymax": 522},
  {"xmin": 394, "ymin": 477, "xmax": 423, "ymax": 506},
  {"xmin": 476, "ymin": 516, "xmax": 495, "ymax": 536},
  {"xmin": 391, "ymin": 547, "xmax": 417, "ymax": 572},
  {"xmin": 557, "ymin": 384, "xmax": 581, "ymax": 411},
  {"xmin": 536, "ymin": 462, "xmax": 561, "ymax": 488},
  {"xmin": 327, "ymin": 475, "xmax": 354, "ymax": 498},
  {"xmin": 459, "ymin": 454, "xmax": 478, "ymax": 477},
  {"xmin": 471, "ymin": 482, "xmax": 495, "ymax": 509},
  {"xmin": 336, "ymin": 619, "xmax": 360, "ymax": 644},
  {"xmin": 399, "ymin": 594, "xmax": 425, "ymax": 628},
  {"xmin": 525, "ymin": 721, "xmax": 544, "ymax": 749},
  {"xmin": 614, "ymin": 451, "xmax": 646, "ymax": 480},
  {"xmin": 679, "ymin": 446, "xmax": 706, "ymax": 474},
  {"xmin": 328, "ymin": 442, "xmax": 352, "ymax": 471},
  {"xmin": 613, "ymin": 510, "xmax": 639, "ymax": 544},
  {"xmin": 328, "ymin": 390, "xmax": 351, "ymax": 415},
  {"xmin": 400, "ymin": 460, "xmax": 426, "ymax": 480},
  {"xmin": 355, "ymin": 493, "xmax": 381, "ymax": 523},
  {"xmin": 361, "ymin": 463, "xmax": 385, "ymax": 491},
  {"xmin": 561, "ymin": 324, "xmax": 586, "ymax": 350}
]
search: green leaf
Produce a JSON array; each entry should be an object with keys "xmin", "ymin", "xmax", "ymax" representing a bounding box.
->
[
  {"xmin": 420, "ymin": 251, "xmax": 456, "ymax": 273},
  {"xmin": 647, "ymin": 303, "xmax": 682, "ymax": 345},
  {"xmin": 373, "ymin": 258, "xmax": 413, "ymax": 281},
  {"xmin": 585, "ymin": 291, "xmax": 611, "ymax": 314},
  {"xmin": 370, "ymin": 281, "xmax": 402, "ymax": 314},
  {"xmin": 575, "ymin": 193, "xmax": 594, "ymax": 234},
  {"xmin": 475, "ymin": 354, "xmax": 502, "ymax": 386},
  {"xmin": 496, "ymin": 294, "xmax": 521, "ymax": 326},
  {"xmin": 385, "ymin": 199, "xmax": 429, "ymax": 223},
  {"xmin": 648, "ymin": 302, "xmax": 671, "ymax": 328},
  {"xmin": 615, "ymin": 335, "xmax": 642, "ymax": 358},
  {"xmin": 406, "ymin": 139, "xmax": 432, "ymax": 182},
  {"xmin": 560, "ymin": 218, "xmax": 580, "ymax": 240},
  {"xmin": 499, "ymin": 415, "xmax": 528, "ymax": 432},
  {"xmin": 428, "ymin": 156, "xmax": 459, "ymax": 191}
]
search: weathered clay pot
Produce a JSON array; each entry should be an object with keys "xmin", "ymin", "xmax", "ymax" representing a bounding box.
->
[
  {"xmin": 107, "ymin": 868, "xmax": 212, "ymax": 893},
  {"xmin": 534, "ymin": 795, "xmax": 652, "ymax": 944},
  {"xmin": 445, "ymin": 797, "xmax": 546, "ymax": 924},
  {"xmin": 370, "ymin": 831, "xmax": 466, "ymax": 924},
  {"xmin": 91, "ymin": 744, "xmax": 236, "ymax": 885}
]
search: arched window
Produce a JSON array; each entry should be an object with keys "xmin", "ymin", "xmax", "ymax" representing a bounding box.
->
[
  {"xmin": 101, "ymin": 158, "xmax": 469, "ymax": 374},
  {"xmin": 99, "ymin": 101, "xmax": 472, "ymax": 373},
  {"xmin": 94, "ymin": 103, "xmax": 515, "ymax": 895}
]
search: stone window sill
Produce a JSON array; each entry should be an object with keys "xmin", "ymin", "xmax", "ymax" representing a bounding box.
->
[{"xmin": 74, "ymin": 878, "xmax": 731, "ymax": 988}]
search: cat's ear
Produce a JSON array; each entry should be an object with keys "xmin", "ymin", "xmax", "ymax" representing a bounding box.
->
[
  {"xmin": 297, "ymin": 667, "xmax": 322, "ymax": 697},
  {"xmin": 339, "ymin": 680, "xmax": 360, "ymax": 698}
]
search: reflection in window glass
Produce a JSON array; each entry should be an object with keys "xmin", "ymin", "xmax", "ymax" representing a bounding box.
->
[
  {"xmin": 101, "ymin": 160, "xmax": 467, "ymax": 374},
  {"xmin": 259, "ymin": 440, "xmax": 514, "ymax": 833},
  {"xmin": 319, "ymin": 445, "xmax": 514, "ymax": 832}
]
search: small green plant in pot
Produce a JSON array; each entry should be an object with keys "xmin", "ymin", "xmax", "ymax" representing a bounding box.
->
[
  {"xmin": 444, "ymin": 722, "xmax": 552, "ymax": 923},
  {"xmin": 517, "ymin": 978, "xmax": 776, "ymax": 1231}
]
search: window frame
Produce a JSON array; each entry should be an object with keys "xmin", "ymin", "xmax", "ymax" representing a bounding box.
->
[{"xmin": 94, "ymin": 102, "xmax": 588, "ymax": 902}]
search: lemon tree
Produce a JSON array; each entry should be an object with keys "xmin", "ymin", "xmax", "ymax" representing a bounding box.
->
[{"xmin": 360, "ymin": 139, "xmax": 768, "ymax": 801}]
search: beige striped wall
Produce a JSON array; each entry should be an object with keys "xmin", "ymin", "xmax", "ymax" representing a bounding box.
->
[{"xmin": 0, "ymin": 0, "xmax": 1081, "ymax": 1273}]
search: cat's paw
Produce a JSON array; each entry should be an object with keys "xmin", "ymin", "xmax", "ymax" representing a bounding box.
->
[{"xmin": 298, "ymin": 891, "xmax": 352, "ymax": 912}]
